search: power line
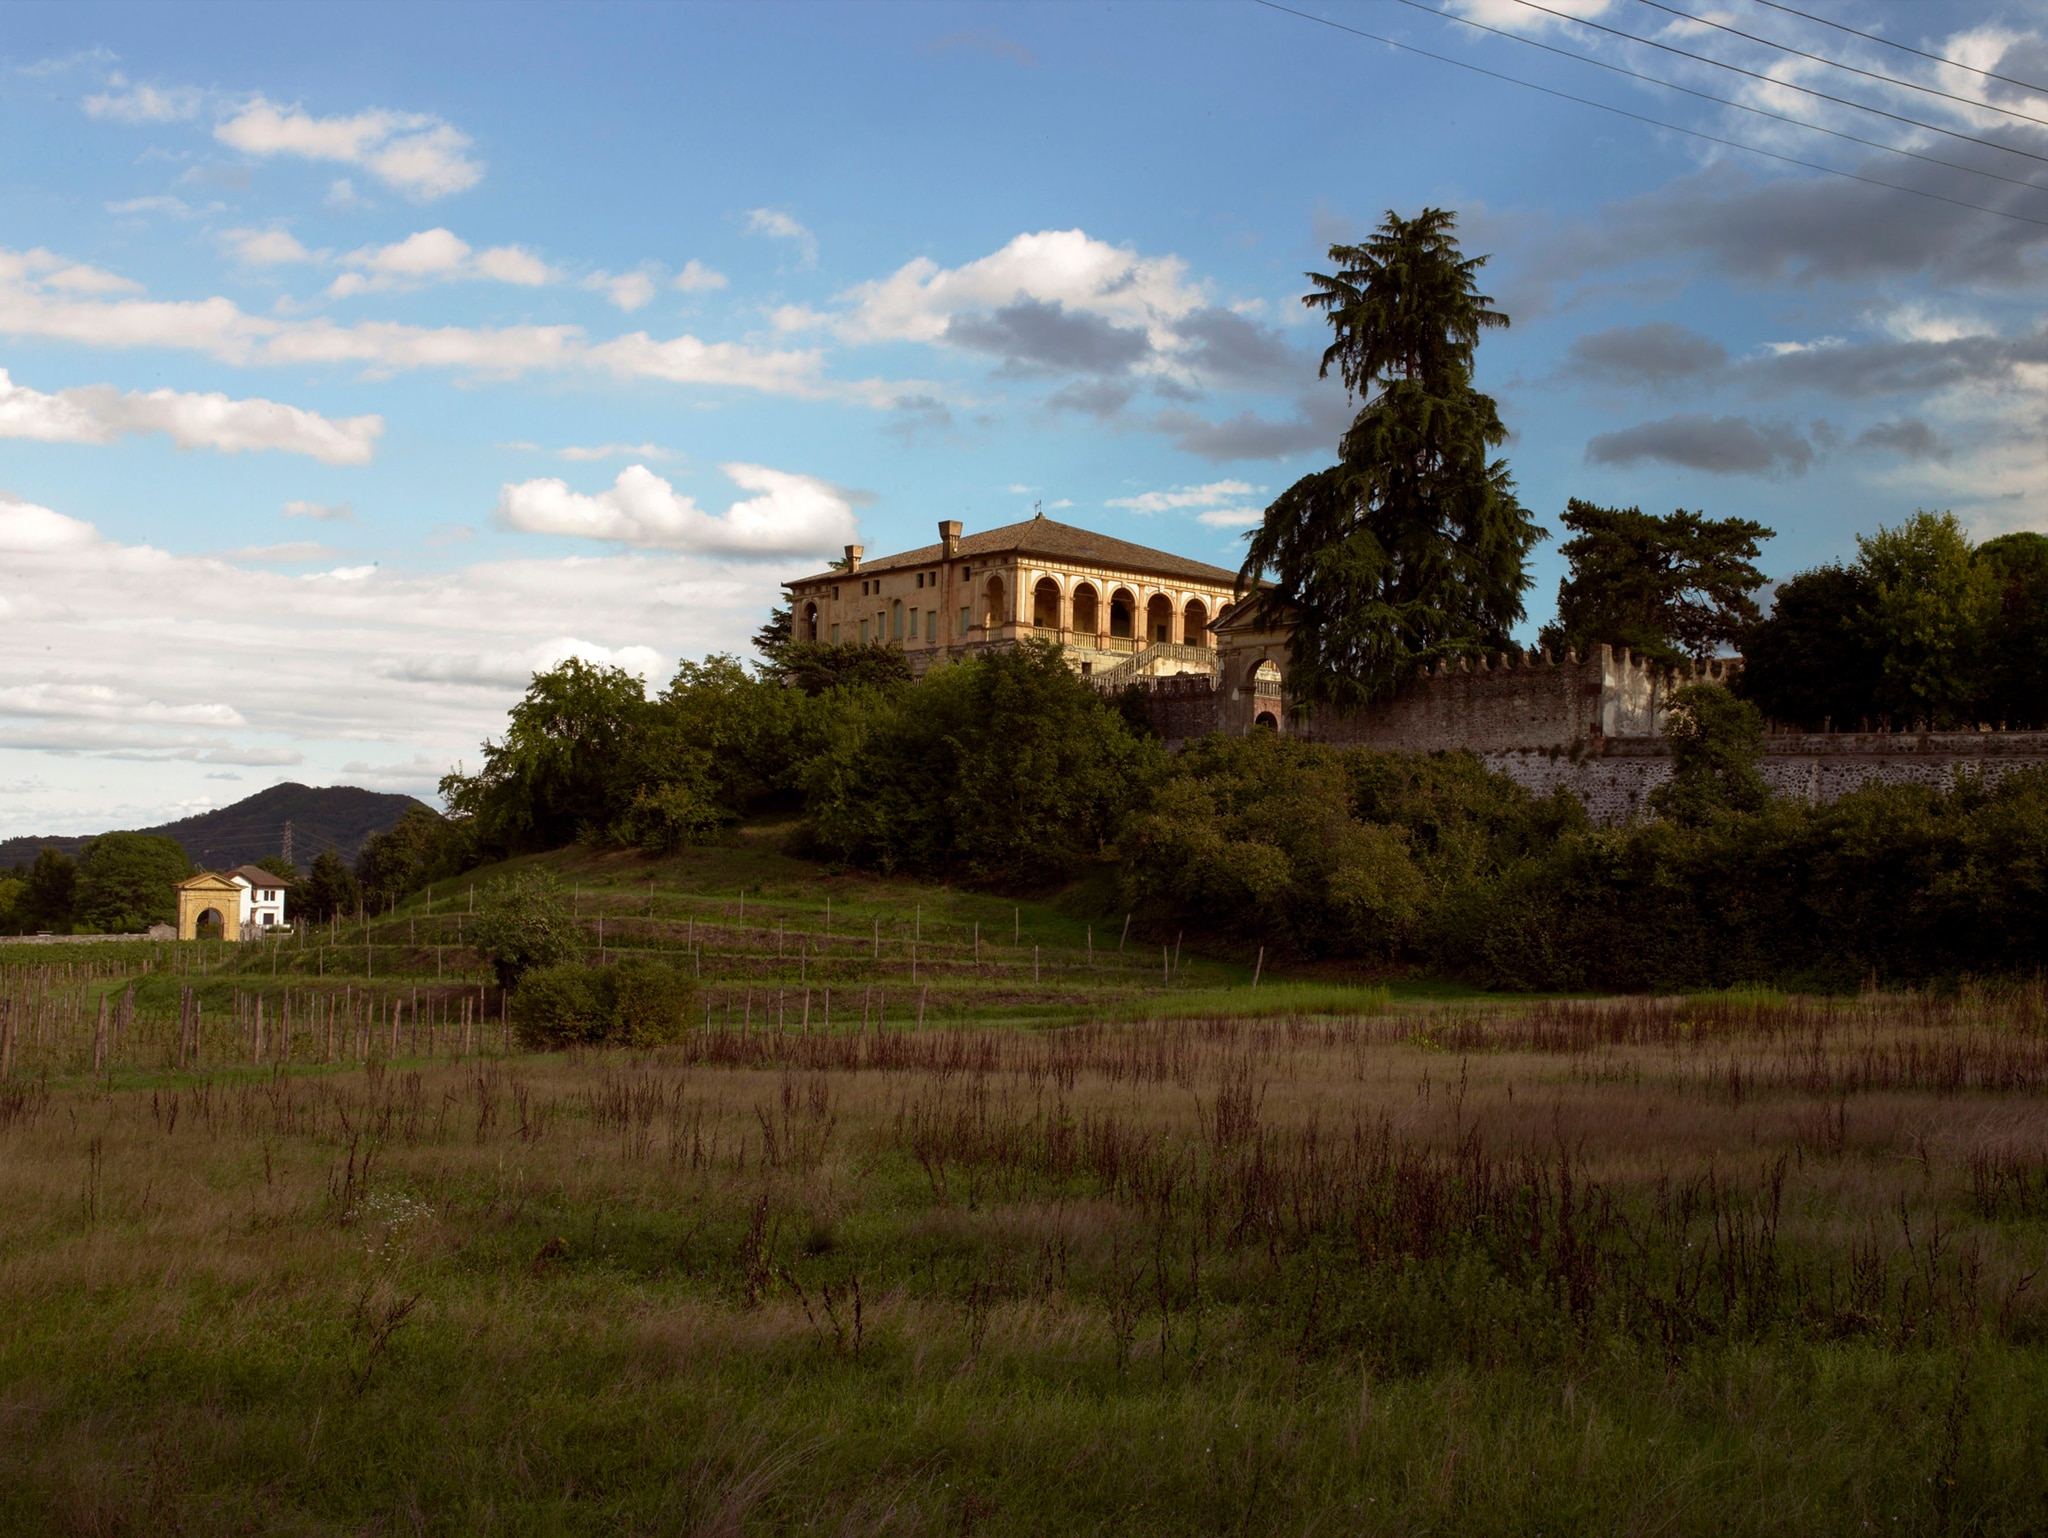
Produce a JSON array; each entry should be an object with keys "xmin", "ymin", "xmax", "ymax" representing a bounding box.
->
[
  {"xmin": 1504, "ymin": 0, "xmax": 2048, "ymax": 167},
  {"xmin": 1245, "ymin": 0, "xmax": 2048, "ymax": 231},
  {"xmin": 1750, "ymin": 0, "xmax": 2048, "ymax": 98},
  {"xmin": 1374, "ymin": 0, "xmax": 2048, "ymax": 197},
  {"xmin": 1631, "ymin": 0, "xmax": 2048, "ymax": 129}
]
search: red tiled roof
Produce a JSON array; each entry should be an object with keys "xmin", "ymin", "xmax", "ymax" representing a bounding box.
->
[{"xmin": 787, "ymin": 516, "xmax": 1246, "ymax": 589}]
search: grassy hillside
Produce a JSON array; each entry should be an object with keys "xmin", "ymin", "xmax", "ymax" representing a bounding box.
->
[
  {"xmin": 0, "ymin": 781, "xmax": 430, "ymax": 872},
  {"xmin": 2, "ymin": 834, "xmax": 2044, "ymax": 1533}
]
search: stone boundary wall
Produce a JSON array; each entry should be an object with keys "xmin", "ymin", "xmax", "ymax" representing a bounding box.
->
[
  {"xmin": 1489, "ymin": 732, "xmax": 2048, "ymax": 825},
  {"xmin": 1113, "ymin": 665, "xmax": 2048, "ymax": 823}
]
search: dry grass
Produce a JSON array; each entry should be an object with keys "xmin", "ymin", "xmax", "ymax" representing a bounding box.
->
[{"xmin": 1, "ymin": 979, "xmax": 2047, "ymax": 1531}]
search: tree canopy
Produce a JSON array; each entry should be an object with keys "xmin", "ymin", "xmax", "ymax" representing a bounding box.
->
[
  {"xmin": 1243, "ymin": 208, "xmax": 1541, "ymax": 707},
  {"xmin": 1538, "ymin": 501, "xmax": 1770, "ymax": 668},
  {"xmin": 74, "ymin": 832, "xmax": 190, "ymax": 933}
]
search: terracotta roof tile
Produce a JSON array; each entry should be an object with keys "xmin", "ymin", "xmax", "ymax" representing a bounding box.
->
[{"xmin": 787, "ymin": 516, "xmax": 1246, "ymax": 589}]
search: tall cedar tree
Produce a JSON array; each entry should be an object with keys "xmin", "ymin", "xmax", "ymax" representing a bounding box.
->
[
  {"xmin": 1243, "ymin": 208, "xmax": 1541, "ymax": 707},
  {"xmin": 1537, "ymin": 501, "xmax": 1771, "ymax": 668}
]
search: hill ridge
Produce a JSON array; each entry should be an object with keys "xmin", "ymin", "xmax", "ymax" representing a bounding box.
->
[{"xmin": 0, "ymin": 783, "xmax": 433, "ymax": 872}]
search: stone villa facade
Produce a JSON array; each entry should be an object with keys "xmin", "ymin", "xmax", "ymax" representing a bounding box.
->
[
  {"xmin": 784, "ymin": 514, "xmax": 1243, "ymax": 683},
  {"xmin": 787, "ymin": 518, "xmax": 2048, "ymax": 821}
]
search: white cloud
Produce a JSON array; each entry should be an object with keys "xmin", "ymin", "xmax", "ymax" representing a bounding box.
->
[
  {"xmin": 1196, "ymin": 508, "xmax": 1261, "ymax": 528},
  {"xmin": 230, "ymin": 541, "xmax": 337, "ymax": 562},
  {"xmin": 0, "ymin": 245, "xmax": 862, "ymax": 398},
  {"xmin": 476, "ymin": 245, "xmax": 550, "ymax": 286},
  {"xmin": 106, "ymin": 195, "xmax": 194, "ymax": 218},
  {"xmin": 835, "ymin": 228, "xmax": 1205, "ymax": 349},
  {"xmin": 0, "ymin": 368, "xmax": 382, "ymax": 464},
  {"xmin": 743, "ymin": 209, "xmax": 818, "ymax": 267},
  {"xmin": 556, "ymin": 442, "xmax": 673, "ymax": 462},
  {"xmin": 584, "ymin": 269, "xmax": 658, "ymax": 311},
  {"xmin": 673, "ymin": 259, "xmax": 728, "ymax": 293},
  {"xmin": 282, "ymin": 500, "xmax": 354, "ymax": 521},
  {"xmin": 0, "ymin": 495, "xmax": 98, "ymax": 552},
  {"xmin": 214, "ymin": 96, "xmax": 483, "ymax": 200},
  {"xmin": 1109, "ymin": 480, "xmax": 1262, "ymax": 517},
  {"xmin": 224, "ymin": 227, "xmax": 313, "ymax": 266},
  {"xmin": 326, "ymin": 228, "xmax": 550, "ymax": 295},
  {"xmin": 83, "ymin": 75, "xmax": 205, "ymax": 124},
  {"xmin": 383, "ymin": 637, "xmax": 665, "ymax": 689},
  {"xmin": 0, "ymin": 493, "xmax": 794, "ymax": 831},
  {"xmin": 495, "ymin": 462, "xmax": 857, "ymax": 555}
]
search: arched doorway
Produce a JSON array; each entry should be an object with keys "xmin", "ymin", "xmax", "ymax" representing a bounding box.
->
[
  {"xmin": 802, "ymin": 601, "xmax": 819, "ymax": 641},
  {"xmin": 1072, "ymin": 583, "xmax": 1099, "ymax": 638},
  {"xmin": 1032, "ymin": 577, "xmax": 1061, "ymax": 631},
  {"xmin": 1184, "ymin": 598, "xmax": 1209, "ymax": 646},
  {"xmin": 194, "ymin": 907, "xmax": 225, "ymax": 940},
  {"xmin": 1254, "ymin": 711, "xmax": 1279, "ymax": 730},
  {"xmin": 1109, "ymin": 588, "xmax": 1135, "ymax": 641},
  {"xmin": 1146, "ymin": 594, "xmax": 1173, "ymax": 644},
  {"xmin": 983, "ymin": 575, "xmax": 1005, "ymax": 628}
]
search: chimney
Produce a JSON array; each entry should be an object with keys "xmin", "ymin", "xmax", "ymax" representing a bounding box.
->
[
  {"xmin": 843, "ymin": 543, "xmax": 863, "ymax": 573},
  {"xmin": 939, "ymin": 520, "xmax": 962, "ymax": 559}
]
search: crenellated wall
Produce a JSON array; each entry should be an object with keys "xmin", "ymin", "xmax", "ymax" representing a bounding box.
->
[{"xmin": 1111, "ymin": 644, "xmax": 2048, "ymax": 822}]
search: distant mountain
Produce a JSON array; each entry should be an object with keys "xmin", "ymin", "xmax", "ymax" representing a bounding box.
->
[{"xmin": 0, "ymin": 783, "xmax": 434, "ymax": 873}]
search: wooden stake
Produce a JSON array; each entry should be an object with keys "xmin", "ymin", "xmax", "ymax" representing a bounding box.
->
[{"xmin": 1252, "ymin": 946, "xmax": 1264, "ymax": 990}]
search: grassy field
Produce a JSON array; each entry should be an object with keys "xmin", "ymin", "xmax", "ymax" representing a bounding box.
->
[{"xmin": 2, "ymin": 834, "xmax": 2046, "ymax": 1533}]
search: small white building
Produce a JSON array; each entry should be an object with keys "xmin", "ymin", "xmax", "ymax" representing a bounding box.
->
[{"xmin": 226, "ymin": 866, "xmax": 291, "ymax": 935}]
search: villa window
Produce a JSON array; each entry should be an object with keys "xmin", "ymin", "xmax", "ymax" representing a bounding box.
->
[
  {"xmin": 925, "ymin": 610, "xmax": 937, "ymax": 641},
  {"xmin": 830, "ymin": 623, "xmax": 840, "ymax": 643},
  {"xmin": 909, "ymin": 606, "xmax": 920, "ymax": 641},
  {"xmin": 892, "ymin": 601, "xmax": 904, "ymax": 640},
  {"xmin": 860, "ymin": 619, "xmax": 869, "ymax": 644},
  {"xmin": 916, "ymin": 572, "xmax": 924, "ymax": 589},
  {"xmin": 959, "ymin": 606, "xmax": 970, "ymax": 634}
]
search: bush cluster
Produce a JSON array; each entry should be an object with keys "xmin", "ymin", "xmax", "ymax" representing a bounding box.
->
[
  {"xmin": 510, "ymin": 960, "xmax": 694, "ymax": 1050},
  {"xmin": 1119, "ymin": 695, "xmax": 2048, "ymax": 990},
  {"xmin": 444, "ymin": 641, "xmax": 1154, "ymax": 884}
]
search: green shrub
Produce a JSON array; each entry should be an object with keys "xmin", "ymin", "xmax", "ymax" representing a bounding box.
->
[
  {"xmin": 511, "ymin": 960, "xmax": 693, "ymax": 1051},
  {"xmin": 471, "ymin": 871, "xmax": 580, "ymax": 988},
  {"xmin": 608, "ymin": 959, "xmax": 694, "ymax": 1047},
  {"xmin": 510, "ymin": 964, "xmax": 610, "ymax": 1048}
]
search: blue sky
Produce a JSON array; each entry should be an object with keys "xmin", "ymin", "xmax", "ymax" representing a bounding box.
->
[{"xmin": 3, "ymin": 0, "xmax": 2046, "ymax": 835}]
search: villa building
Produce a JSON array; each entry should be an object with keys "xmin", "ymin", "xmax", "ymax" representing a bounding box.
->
[{"xmin": 783, "ymin": 512, "xmax": 1246, "ymax": 682}]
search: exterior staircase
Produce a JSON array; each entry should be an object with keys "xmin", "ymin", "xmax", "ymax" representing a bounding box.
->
[{"xmin": 1089, "ymin": 642, "xmax": 1218, "ymax": 690}]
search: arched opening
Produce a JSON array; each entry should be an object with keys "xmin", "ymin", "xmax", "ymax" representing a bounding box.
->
[
  {"xmin": 195, "ymin": 907, "xmax": 225, "ymax": 940},
  {"xmin": 983, "ymin": 575, "xmax": 1005, "ymax": 629},
  {"xmin": 1183, "ymin": 598, "xmax": 1209, "ymax": 647},
  {"xmin": 1252, "ymin": 659, "xmax": 1282, "ymax": 691},
  {"xmin": 1146, "ymin": 594, "xmax": 1173, "ymax": 644},
  {"xmin": 1072, "ymin": 583, "xmax": 1099, "ymax": 637},
  {"xmin": 1254, "ymin": 711, "xmax": 1279, "ymax": 730},
  {"xmin": 802, "ymin": 602, "xmax": 819, "ymax": 641},
  {"xmin": 1216, "ymin": 601, "xmax": 1235, "ymax": 630},
  {"xmin": 1032, "ymin": 577, "xmax": 1061, "ymax": 630},
  {"xmin": 1109, "ymin": 588, "xmax": 1135, "ymax": 640}
]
